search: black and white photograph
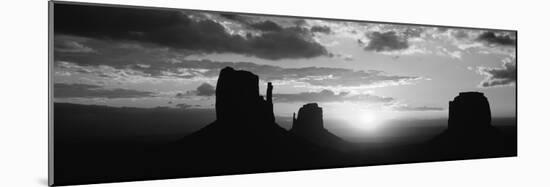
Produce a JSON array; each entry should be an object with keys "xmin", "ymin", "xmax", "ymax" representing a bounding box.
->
[{"xmin": 49, "ymin": 1, "xmax": 518, "ymax": 186}]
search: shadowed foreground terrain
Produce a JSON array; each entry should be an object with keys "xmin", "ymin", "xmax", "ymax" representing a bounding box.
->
[{"xmin": 53, "ymin": 67, "xmax": 516, "ymax": 186}]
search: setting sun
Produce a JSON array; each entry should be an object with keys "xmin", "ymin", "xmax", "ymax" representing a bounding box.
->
[
  {"xmin": 325, "ymin": 103, "xmax": 383, "ymax": 131},
  {"xmin": 351, "ymin": 110, "xmax": 380, "ymax": 131}
]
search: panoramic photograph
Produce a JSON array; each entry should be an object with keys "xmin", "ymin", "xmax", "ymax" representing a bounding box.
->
[{"xmin": 51, "ymin": 2, "xmax": 516, "ymax": 186}]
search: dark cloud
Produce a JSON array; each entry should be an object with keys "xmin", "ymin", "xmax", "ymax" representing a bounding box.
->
[
  {"xmin": 54, "ymin": 83, "xmax": 155, "ymax": 98},
  {"xmin": 245, "ymin": 28, "xmax": 328, "ymax": 60},
  {"xmin": 54, "ymin": 4, "xmax": 328, "ymax": 60},
  {"xmin": 249, "ymin": 21, "xmax": 283, "ymax": 32},
  {"xmin": 436, "ymin": 27, "xmax": 449, "ymax": 32},
  {"xmin": 175, "ymin": 91, "xmax": 195, "ymax": 99},
  {"xmin": 452, "ymin": 30, "xmax": 469, "ymax": 39},
  {"xmin": 54, "ymin": 37, "xmax": 95, "ymax": 53},
  {"xmin": 219, "ymin": 13, "xmax": 246, "ymax": 22},
  {"xmin": 476, "ymin": 32, "xmax": 516, "ymax": 46},
  {"xmin": 478, "ymin": 58, "xmax": 517, "ymax": 87},
  {"xmin": 175, "ymin": 92, "xmax": 186, "ymax": 98},
  {"xmin": 403, "ymin": 27, "xmax": 424, "ymax": 38},
  {"xmin": 196, "ymin": 83, "xmax": 216, "ymax": 96},
  {"xmin": 56, "ymin": 50, "xmax": 419, "ymax": 87},
  {"xmin": 244, "ymin": 65, "xmax": 418, "ymax": 87},
  {"xmin": 175, "ymin": 83, "xmax": 216, "ymax": 98},
  {"xmin": 393, "ymin": 105, "xmax": 444, "ymax": 111},
  {"xmin": 54, "ymin": 36, "xmax": 419, "ymax": 87},
  {"xmin": 364, "ymin": 31, "xmax": 409, "ymax": 52},
  {"xmin": 273, "ymin": 89, "xmax": 394, "ymax": 103},
  {"xmin": 175, "ymin": 103, "xmax": 192, "ymax": 109},
  {"xmin": 310, "ymin": 26, "xmax": 331, "ymax": 34},
  {"xmin": 330, "ymin": 53, "xmax": 353, "ymax": 61},
  {"xmin": 293, "ymin": 19, "xmax": 307, "ymax": 26},
  {"xmin": 54, "ymin": 37, "xmax": 182, "ymax": 70}
]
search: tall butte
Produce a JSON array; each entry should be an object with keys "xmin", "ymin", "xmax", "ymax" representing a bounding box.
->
[
  {"xmin": 215, "ymin": 67, "xmax": 275, "ymax": 127},
  {"xmin": 430, "ymin": 91, "xmax": 509, "ymax": 157},
  {"xmin": 448, "ymin": 92, "xmax": 492, "ymax": 132},
  {"xmin": 174, "ymin": 67, "xmax": 321, "ymax": 170}
]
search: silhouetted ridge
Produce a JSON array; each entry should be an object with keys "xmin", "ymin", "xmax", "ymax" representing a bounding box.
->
[
  {"xmin": 291, "ymin": 103, "xmax": 348, "ymax": 151},
  {"xmin": 448, "ymin": 92, "xmax": 491, "ymax": 131},
  {"xmin": 429, "ymin": 92, "xmax": 513, "ymax": 158},
  {"xmin": 215, "ymin": 67, "xmax": 275, "ymax": 125},
  {"xmin": 292, "ymin": 103, "xmax": 324, "ymax": 133},
  {"xmin": 52, "ymin": 86, "xmax": 516, "ymax": 185},
  {"xmin": 167, "ymin": 67, "xmax": 329, "ymax": 175}
]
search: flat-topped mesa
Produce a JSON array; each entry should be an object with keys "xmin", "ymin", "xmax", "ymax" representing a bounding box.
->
[
  {"xmin": 448, "ymin": 92, "xmax": 492, "ymax": 131},
  {"xmin": 291, "ymin": 103, "xmax": 324, "ymax": 134},
  {"xmin": 215, "ymin": 67, "xmax": 275, "ymax": 125}
]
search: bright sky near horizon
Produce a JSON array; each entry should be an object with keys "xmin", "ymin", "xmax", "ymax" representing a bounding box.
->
[{"xmin": 52, "ymin": 3, "xmax": 516, "ymax": 131}]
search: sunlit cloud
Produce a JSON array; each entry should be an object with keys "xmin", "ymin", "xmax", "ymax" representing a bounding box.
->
[{"xmin": 273, "ymin": 89, "xmax": 394, "ymax": 103}]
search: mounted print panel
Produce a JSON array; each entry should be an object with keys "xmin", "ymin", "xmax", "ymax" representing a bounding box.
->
[{"xmin": 49, "ymin": 1, "xmax": 517, "ymax": 186}]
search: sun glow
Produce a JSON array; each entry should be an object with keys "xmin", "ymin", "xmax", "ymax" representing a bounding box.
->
[
  {"xmin": 326, "ymin": 103, "xmax": 383, "ymax": 132},
  {"xmin": 358, "ymin": 112, "xmax": 376, "ymax": 124},
  {"xmin": 351, "ymin": 110, "xmax": 379, "ymax": 131}
]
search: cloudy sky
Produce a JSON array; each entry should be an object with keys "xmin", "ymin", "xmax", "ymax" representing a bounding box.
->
[{"xmin": 53, "ymin": 3, "xmax": 516, "ymax": 132}]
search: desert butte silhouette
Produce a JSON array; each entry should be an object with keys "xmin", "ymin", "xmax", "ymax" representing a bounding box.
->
[{"xmin": 52, "ymin": 66, "xmax": 516, "ymax": 186}]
